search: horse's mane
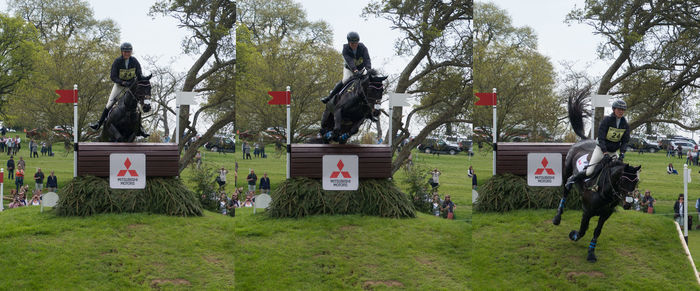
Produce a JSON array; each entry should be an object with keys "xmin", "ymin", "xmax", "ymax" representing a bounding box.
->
[{"xmin": 591, "ymin": 157, "xmax": 631, "ymax": 201}]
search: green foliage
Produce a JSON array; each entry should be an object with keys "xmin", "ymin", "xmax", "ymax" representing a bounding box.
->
[
  {"xmin": 401, "ymin": 163, "xmax": 432, "ymax": 214},
  {"xmin": 55, "ymin": 176, "xmax": 202, "ymax": 216},
  {"xmin": 186, "ymin": 163, "xmax": 219, "ymax": 211},
  {"xmin": 267, "ymin": 177, "xmax": 415, "ymax": 218},
  {"xmin": 0, "ymin": 13, "xmax": 43, "ymax": 114},
  {"xmin": 474, "ymin": 174, "xmax": 581, "ymax": 212}
]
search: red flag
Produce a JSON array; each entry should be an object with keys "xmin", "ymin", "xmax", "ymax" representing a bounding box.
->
[
  {"xmin": 55, "ymin": 90, "xmax": 78, "ymax": 103},
  {"xmin": 474, "ymin": 92, "xmax": 497, "ymax": 106},
  {"xmin": 268, "ymin": 91, "xmax": 290, "ymax": 105}
]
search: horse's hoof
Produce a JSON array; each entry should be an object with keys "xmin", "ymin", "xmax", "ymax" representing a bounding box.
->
[
  {"xmin": 552, "ymin": 215, "xmax": 561, "ymax": 225},
  {"xmin": 587, "ymin": 253, "xmax": 597, "ymax": 262},
  {"xmin": 569, "ymin": 230, "xmax": 580, "ymax": 241}
]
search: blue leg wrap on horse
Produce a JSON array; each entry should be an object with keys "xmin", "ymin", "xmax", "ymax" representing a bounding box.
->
[
  {"xmin": 324, "ymin": 131, "xmax": 333, "ymax": 140},
  {"xmin": 340, "ymin": 133, "xmax": 349, "ymax": 142},
  {"xmin": 589, "ymin": 242, "xmax": 596, "ymax": 250},
  {"xmin": 559, "ymin": 198, "xmax": 566, "ymax": 208}
]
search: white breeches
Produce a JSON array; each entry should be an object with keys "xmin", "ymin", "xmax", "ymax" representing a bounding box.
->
[
  {"xmin": 106, "ymin": 83, "xmax": 127, "ymax": 109},
  {"xmin": 586, "ymin": 145, "xmax": 604, "ymax": 176},
  {"xmin": 342, "ymin": 67, "xmax": 354, "ymax": 84}
]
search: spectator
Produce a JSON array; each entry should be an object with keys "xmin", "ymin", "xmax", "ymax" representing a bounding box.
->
[
  {"xmin": 29, "ymin": 190, "xmax": 41, "ymax": 206},
  {"xmin": 667, "ymin": 144, "xmax": 673, "ymax": 157},
  {"xmin": 429, "ymin": 168, "xmax": 441, "ymax": 190},
  {"xmin": 15, "ymin": 135, "xmax": 21, "ymax": 155},
  {"xmin": 254, "ymin": 142, "xmax": 260, "ymax": 158},
  {"xmin": 674, "ymin": 194, "xmax": 687, "ymax": 227},
  {"xmin": 15, "ymin": 167, "xmax": 24, "ymax": 192},
  {"xmin": 468, "ymin": 165, "xmax": 477, "ymax": 190},
  {"xmin": 7, "ymin": 156, "xmax": 14, "ymax": 180},
  {"xmin": 246, "ymin": 169, "xmax": 257, "ymax": 193},
  {"xmin": 668, "ymin": 163, "xmax": 678, "ymax": 174},
  {"xmin": 633, "ymin": 190, "xmax": 641, "ymax": 211},
  {"xmin": 687, "ymin": 150, "xmax": 693, "ymax": 166},
  {"xmin": 218, "ymin": 192, "xmax": 228, "ymax": 215},
  {"xmin": 242, "ymin": 191, "xmax": 254, "ymax": 207},
  {"xmin": 227, "ymin": 191, "xmax": 240, "ymax": 217},
  {"xmin": 431, "ymin": 193, "xmax": 442, "ymax": 217},
  {"xmin": 17, "ymin": 156, "xmax": 25, "ymax": 170},
  {"xmin": 696, "ymin": 196, "xmax": 700, "ymax": 230},
  {"xmin": 34, "ymin": 168, "xmax": 44, "ymax": 192},
  {"xmin": 8, "ymin": 195, "xmax": 22, "ymax": 208},
  {"xmin": 678, "ymin": 145, "xmax": 683, "ymax": 159},
  {"xmin": 46, "ymin": 171, "xmax": 57, "ymax": 192},
  {"xmin": 244, "ymin": 142, "xmax": 252, "ymax": 160},
  {"xmin": 217, "ymin": 167, "xmax": 228, "ymax": 189},
  {"xmin": 441, "ymin": 194, "xmax": 456, "ymax": 220},
  {"xmin": 31, "ymin": 140, "xmax": 38, "ymax": 158},
  {"xmin": 28, "ymin": 139, "xmax": 34, "ymax": 158},
  {"xmin": 47, "ymin": 142, "xmax": 53, "ymax": 156},
  {"xmin": 194, "ymin": 151, "xmax": 202, "ymax": 169},
  {"xmin": 41, "ymin": 141, "xmax": 47, "ymax": 156},
  {"xmin": 260, "ymin": 142, "xmax": 266, "ymax": 158},
  {"xmin": 259, "ymin": 172, "xmax": 270, "ymax": 194},
  {"xmin": 641, "ymin": 190, "xmax": 656, "ymax": 213}
]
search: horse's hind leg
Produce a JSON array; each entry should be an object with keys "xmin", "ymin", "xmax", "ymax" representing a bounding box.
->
[
  {"xmin": 569, "ymin": 210, "xmax": 592, "ymax": 242},
  {"xmin": 587, "ymin": 211, "xmax": 612, "ymax": 263}
]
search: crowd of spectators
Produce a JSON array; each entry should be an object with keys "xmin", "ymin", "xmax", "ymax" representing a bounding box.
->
[{"xmin": 3, "ymin": 147, "xmax": 59, "ymax": 210}]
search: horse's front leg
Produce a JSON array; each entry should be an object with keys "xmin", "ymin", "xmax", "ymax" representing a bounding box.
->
[
  {"xmin": 587, "ymin": 211, "xmax": 612, "ymax": 263},
  {"xmin": 569, "ymin": 210, "xmax": 592, "ymax": 242},
  {"xmin": 552, "ymin": 189, "xmax": 569, "ymax": 225}
]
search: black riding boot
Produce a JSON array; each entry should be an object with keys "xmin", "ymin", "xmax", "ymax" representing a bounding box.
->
[
  {"xmin": 137, "ymin": 124, "xmax": 150, "ymax": 138},
  {"xmin": 565, "ymin": 171, "xmax": 587, "ymax": 191},
  {"xmin": 321, "ymin": 81, "xmax": 344, "ymax": 104},
  {"xmin": 89, "ymin": 108, "xmax": 109, "ymax": 130}
]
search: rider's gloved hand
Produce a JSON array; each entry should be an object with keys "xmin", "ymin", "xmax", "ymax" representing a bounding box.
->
[{"xmin": 619, "ymin": 152, "xmax": 625, "ymax": 161}]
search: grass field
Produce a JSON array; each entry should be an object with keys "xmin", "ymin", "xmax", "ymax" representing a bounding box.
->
[
  {"xmin": 0, "ymin": 134, "xmax": 471, "ymax": 289},
  {"xmin": 471, "ymin": 145, "xmax": 700, "ymax": 288}
]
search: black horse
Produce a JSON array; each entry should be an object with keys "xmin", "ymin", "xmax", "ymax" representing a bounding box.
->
[
  {"xmin": 320, "ymin": 68, "xmax": 387, "ymax": 144},
  {"xmin": 99, "ymin": 79, "xmax": 152, "ymax": 142},
  {"xmin": 552, "ymin": 91, "xmax": 641, "ymax": 262}
]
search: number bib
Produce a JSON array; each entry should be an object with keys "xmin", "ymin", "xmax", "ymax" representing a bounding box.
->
[
  {"xmin": 606, "ymin": 127, "xmax": 626, "ymax": 142},
  {"xmin": 119, "ymin": 68, "xmax": 136, "ymax": 80}
]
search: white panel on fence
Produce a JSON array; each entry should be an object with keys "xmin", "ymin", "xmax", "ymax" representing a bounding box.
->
[
  {"xmin": 42, "ymin": 192, "xmax": 59, "ymax": 207},
  {"xmin": 472, "ymin": 189, "xmax": 478, "ymax": 204},
  {"xmin": 253, "ymin": 194, "xmax": 272, "ymax": 214},
  {"xmin": 527, "ymin": 153, "xmax": 563, "ymax": 187}
]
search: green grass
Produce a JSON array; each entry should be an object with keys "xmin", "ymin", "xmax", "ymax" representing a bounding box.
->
[
  {"xmin": 0, "ymin": 135, "xmax": 471, "ymax": 289},
  {"xmin": 473, "ymin": 209, "xmax": 698, "ymax": 290}
]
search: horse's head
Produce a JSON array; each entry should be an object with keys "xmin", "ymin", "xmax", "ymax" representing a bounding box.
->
[
  {"xmin": 361, "ymin": 69, "xmax": 387, "ymax": 118},
  {"xmin": 612, "ymin": 161, "xmax": 641, "ymax": 194},
  {"xmin": 132, "ymin": 79, "xmax": 152, "ymax": 112}
]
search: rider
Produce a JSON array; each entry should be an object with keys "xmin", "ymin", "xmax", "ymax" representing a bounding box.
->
[
  {"xmin": 565, "ymin": 99, "xmax": 630, "ymax": 190},
  {"xmin": 320, "ymin": 31, "xmax": 372, "ymax": 105},
  {"xmin": 89, "ymin": 42, "xmax": 149, "ymax": 138}
]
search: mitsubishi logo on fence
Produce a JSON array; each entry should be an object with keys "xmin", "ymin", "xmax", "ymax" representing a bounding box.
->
[
  {"xmin": 330, "ymin": 160, "xmax": 352, "ymax": 178},
  {"xmin": 110, "ymin": 153, "xmax": 146, "ymax": 189},
  {"xmin": 527, "ymin": 153, "xmax": 562, "ymax": 187},
  {"xmin": 323, "ymin": 155, "xmax": 358, "ymax": 190},
  {"xmin": 117, "ymin": 158, "xmax": 139, "ymax": 177},
  {"xmin": 534, "ymin": 157, "xmax": 555, "ymax": 175}
]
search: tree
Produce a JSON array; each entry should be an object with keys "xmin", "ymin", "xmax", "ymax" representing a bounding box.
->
[
  {"xmin": 569, "ymin": 0, "xmax": 700, "ymax": 131},
  {"xmin": 472, "ymin": 3, "xmax": 561, "ymax": 143},
  {"xmin": 236, "ymin": 0, "xmax": 337, "ymax": 143},
  {"xmin": 0, "ymin": 13, "xmax": 43, "ymax": 117},
  {"xmin": 142, "ymin": 56, "xmax": 186, "ymax": 140},
  {"xmin": 363, "ymin": 0, "xmax": 471, "ymax": 174},
  {"xmin": 150, "ymin": 0, "xmax": 236, "ymax": 172}
]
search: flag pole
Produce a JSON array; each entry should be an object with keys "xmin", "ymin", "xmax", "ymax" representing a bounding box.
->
[
  {"xmin": 286, "ymin": 86, "xmax": 291, "ymax": 179},
  {"xmin": 492, "ymin": 87, "xmax": 497, "ymax": 176},
  {"xmin": 73, "ymin": 84, "xmax": 78, "ymax": 178}
]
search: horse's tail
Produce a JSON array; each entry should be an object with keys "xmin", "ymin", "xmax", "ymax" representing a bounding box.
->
[{"xmin": 568, "ymin": 85, "xmax": 592, "ymax": 140}]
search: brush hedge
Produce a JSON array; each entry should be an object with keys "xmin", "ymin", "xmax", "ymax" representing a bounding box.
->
[
  {"xmin": 55, "ymin": 176, "xmax": 203, "ymax": 217},
  {"xmin": 267, "ymin": 177, "xmax": 415, "ymax": 218},
  {"xmin": 474, "ymin": 174, "xmax": 582, "ymax": 213}
]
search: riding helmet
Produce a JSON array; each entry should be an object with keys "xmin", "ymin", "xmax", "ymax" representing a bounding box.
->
[
  {"xmin": 120, "ymin": 42, "xmax": 133, "ymax": 52},
  {"xmin": 612, "ymin": 99, "xmax": 627, "ymax": 110},
  {"xmin": 347, "ymin": 31, "xmax": 360, "ymax": 42}
]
